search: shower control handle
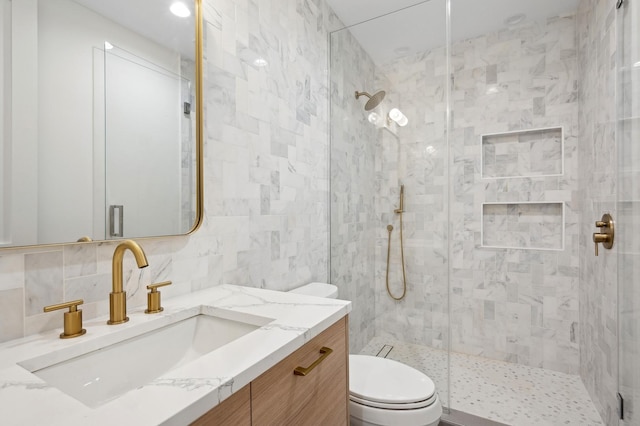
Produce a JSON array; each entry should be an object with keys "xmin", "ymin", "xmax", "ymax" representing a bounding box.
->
[{"xmin": 593, "ymin": 213, "xmax": 614, "ymax": 256}]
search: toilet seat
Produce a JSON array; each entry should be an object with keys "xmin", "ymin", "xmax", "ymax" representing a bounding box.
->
[
  {"xmin": 350, "ymin": 393, "xmax": 437, "ymax": 410},
  {"xmin": 349, "ymin": 355, "xmax": 436, "ymax": 408}
]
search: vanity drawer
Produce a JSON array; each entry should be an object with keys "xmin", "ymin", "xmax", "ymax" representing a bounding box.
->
[
  {"xmin": 251, "ymin": 316, "xmax": 349, "ymax": 426},
  {"xmin": 191, "ymin": 384, "xmax": 251, "ymax": 426}
]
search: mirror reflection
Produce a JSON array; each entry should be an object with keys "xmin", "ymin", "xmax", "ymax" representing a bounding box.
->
[{"xmin": 0, "ymin": 0, "xmax": 200, "ymax": 248}]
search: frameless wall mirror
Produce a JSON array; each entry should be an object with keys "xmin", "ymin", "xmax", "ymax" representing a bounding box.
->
[{"xmin": 0, "ymin": 0, "xmax": 203, "ymax": 248}]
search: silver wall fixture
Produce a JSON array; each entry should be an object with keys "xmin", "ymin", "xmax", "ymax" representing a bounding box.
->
[{"xmin": 109, "ymin": 205, "xmax": 124, "ymax": 237}]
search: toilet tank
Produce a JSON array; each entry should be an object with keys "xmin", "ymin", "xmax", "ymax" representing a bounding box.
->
[{"xmin": 288, "ymin": 282, "xmax": 338, "ymax": 299}]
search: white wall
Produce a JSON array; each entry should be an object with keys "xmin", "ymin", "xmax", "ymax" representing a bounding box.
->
[
  {"xmin": 9, "ymin": 0, "xmax": 38, "ymax": 246},
  {"xmin": 104, "ymin": 47, "xmax": 181, "ymax": 237},
  {"xmin": 0, "ymin": 0, "xmax": 9, "ymax": 243}
]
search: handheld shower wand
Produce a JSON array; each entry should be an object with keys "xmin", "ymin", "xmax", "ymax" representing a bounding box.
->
[{"xmin": 394, "ymin": 185, "xmax": 404, "ymax": 213}]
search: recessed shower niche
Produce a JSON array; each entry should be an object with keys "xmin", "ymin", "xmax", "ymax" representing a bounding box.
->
[
  {"xmin": 481, "ymin": 127, "xmax": 564, "ymax": 179},
  {"xmin": 481, "ymin": 202, "xmax": 565, "ymax": 251}
]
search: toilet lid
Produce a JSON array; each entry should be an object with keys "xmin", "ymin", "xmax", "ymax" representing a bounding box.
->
[{"xmin": 349, "ymin": 355, "xmax": 436, "ymax": 405}]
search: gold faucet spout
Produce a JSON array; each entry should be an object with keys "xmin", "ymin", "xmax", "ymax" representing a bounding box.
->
[{"xmin": 109, "ymin": 239, "xmax": 148, "ymax": 325}]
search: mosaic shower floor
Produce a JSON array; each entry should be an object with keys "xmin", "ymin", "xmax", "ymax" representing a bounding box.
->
[{"xmin": 360, "ymin": 337, "xmax": 604, "ymax": 426}]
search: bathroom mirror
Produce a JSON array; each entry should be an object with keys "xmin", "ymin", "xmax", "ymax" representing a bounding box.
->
[{"xmin": 0, "ymin": 0, "xmax": 203, "ymax": 248}]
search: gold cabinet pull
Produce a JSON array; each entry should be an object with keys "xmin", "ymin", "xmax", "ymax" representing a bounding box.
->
[
  {"xmin": 145, "ymin": 281, "xmax": 172, "ymax": 314},
  {"xmin": 43, "ymin": 299, "xmax": 86, "ymax": 339},
  {"xmin": 293, "ymin": 346, "xmax": 333, "ymax": 376}
]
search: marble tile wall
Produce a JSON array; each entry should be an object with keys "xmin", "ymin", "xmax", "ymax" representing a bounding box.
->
[
  {"xmin": 481, "ymin": 127, "xmax": 563, "ymax": 178},
  {"xmin": 0, "ymin": 0, "xmax": 339, "ymax": 343},
  {"xmin": 482, "ymin": 202, "xmax": 564, "ymax": 250},
  {"xmin": 329, "ymin": 27, "xmax": 379, "ymax": 352},
  {"xmin": 376, "ymin": 14, "xmax": 581, "ymax": 374},
  {"xmin": 577, "ymin": 0, "xmax": 619, "ymax": 424}
]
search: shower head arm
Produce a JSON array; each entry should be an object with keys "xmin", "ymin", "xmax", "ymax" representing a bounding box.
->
[{"xmin": 355, "ymin": 91, "xmax": 372, "ymax": 100}]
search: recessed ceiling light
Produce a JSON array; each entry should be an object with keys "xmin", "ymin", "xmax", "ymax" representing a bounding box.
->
[
  {"xmin": 170, "ymin": 2, "xmax": 191, "ymax": 18},
  {"xmin": 504, "ymin": 13, "xmax": 526, "ymax": 26},
  {"xmin": 104, "ymin": 41, "xmax": 113, "ymax": 50}
]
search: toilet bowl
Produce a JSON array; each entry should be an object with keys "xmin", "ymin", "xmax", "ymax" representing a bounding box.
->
[
  {"xmin": 349, "ymin": 354, "xmax": 442, "ymax": 426},
  {"xmin": 289, "ymin": 283, "xmax": 443, "ymax": 426}
]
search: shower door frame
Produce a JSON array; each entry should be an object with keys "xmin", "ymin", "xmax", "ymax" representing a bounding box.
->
[{"xmin": 617, "ymin": 0, "xmax": 639, "ymax": 423}]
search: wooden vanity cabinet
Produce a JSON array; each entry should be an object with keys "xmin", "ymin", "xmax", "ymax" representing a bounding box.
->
[
  {"xmin": 251, "ymin": 316, "xmax": 349, "ymax": 426},
  {"xmin": 191, "ymin": 316, "xmax": 349, "ymax": 426},
  {"xmin": 191, "ymin": 385, "xmax": 251, "ymax": 426}
]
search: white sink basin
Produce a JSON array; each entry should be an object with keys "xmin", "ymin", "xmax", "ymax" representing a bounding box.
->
[{"xmin": 18, "ymin": 311, "xmax": 270, "ymax": 407}]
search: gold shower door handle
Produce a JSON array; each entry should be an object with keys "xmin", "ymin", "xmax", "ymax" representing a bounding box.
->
[{"xmin": 293, "ymin": 347, "xmax": 333, "ymax": 376}]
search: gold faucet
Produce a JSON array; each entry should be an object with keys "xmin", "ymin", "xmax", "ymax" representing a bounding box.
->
[{"xmin": 108, "ymin": 240, "xmax": 149, "ymax": 325}]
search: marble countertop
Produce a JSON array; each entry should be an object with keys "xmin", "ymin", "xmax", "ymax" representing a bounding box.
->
[{"xmin": 0, "ymin": 284, "xmax": 351, "ymax": 425}]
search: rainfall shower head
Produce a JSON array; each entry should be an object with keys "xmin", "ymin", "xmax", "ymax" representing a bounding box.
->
[{"xmin": 355, "ymin": 90, "xmax": 386, "ymax": 111}]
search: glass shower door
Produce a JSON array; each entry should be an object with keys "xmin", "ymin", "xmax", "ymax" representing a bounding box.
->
[{"xmin": 618, "ymin": 0, "xmax": 640, "ymax": 423}]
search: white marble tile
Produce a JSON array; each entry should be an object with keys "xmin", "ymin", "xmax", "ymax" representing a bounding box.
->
[
  {"xmin": 24, "ymin": 251, "xmax": 64, "ymax": 317},
  {"xmin": 576, "ymin": 1, "xmax": 619, "ymax": 424},
  {"xmin": 0, "ymin": 254, "xmax": 24, "ymax": 291},
  {"xmin": 0, "ymin": 289, "xmax": 24, "ymax": 342},
  {"xmin": 63, "ymin": 244, "xmax": 97, "ymax": 279}
]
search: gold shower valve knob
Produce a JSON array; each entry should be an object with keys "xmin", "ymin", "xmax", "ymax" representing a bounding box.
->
[
  {"xmin": 43, "ymin": 299, "xmax": 87, "ymax": 339},
  {"xmin": 145, "ymin": 281, "xmax": 172, "ymax": 314},
  {"xmin": 593, "ymin": 213, "xmax": 614, "ymax": 256}
]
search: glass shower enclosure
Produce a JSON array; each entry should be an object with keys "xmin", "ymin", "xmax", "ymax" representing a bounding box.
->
[
  {"xmin": 618, "ymin": 0, "xmax": 640, "ymax": 423},
  {"xmin": 329, "ymin": 0, "xmax": 640, "ymax": 424},
  {"xmin": 328, "ymin": 0, "xmax": 451, "ymax": 410}
]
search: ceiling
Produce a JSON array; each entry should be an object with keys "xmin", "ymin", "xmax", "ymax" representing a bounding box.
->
[
  {"xmin": 326, "ymin": 0, "xmax": 581, "ymax": 65},
  {"xmin": 73, "ymin": 0, "xmax": 195, "ymax": 59}
]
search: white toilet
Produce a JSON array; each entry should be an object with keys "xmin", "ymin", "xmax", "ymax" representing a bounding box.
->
[{"xmin": 289, "ymin": 282, "xmax": 443, "ymax": 426}]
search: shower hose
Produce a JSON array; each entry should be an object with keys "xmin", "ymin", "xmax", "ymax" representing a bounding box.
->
[{"xmin": 386, "ymin": 212, "xmax": 407, "ymax": 300}]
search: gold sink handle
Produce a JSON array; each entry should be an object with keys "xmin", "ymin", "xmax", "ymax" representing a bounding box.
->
[
  {"xmin": 593, "ymin": 213, "xmax": 614, "ymax": 256},
  {"xmin": 145, "ymin": 281, "xmax": 172, "ymax": 314},
  {"xmin": 43, "ymin": 299, "xmax": 87, "ymax": 339}
]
